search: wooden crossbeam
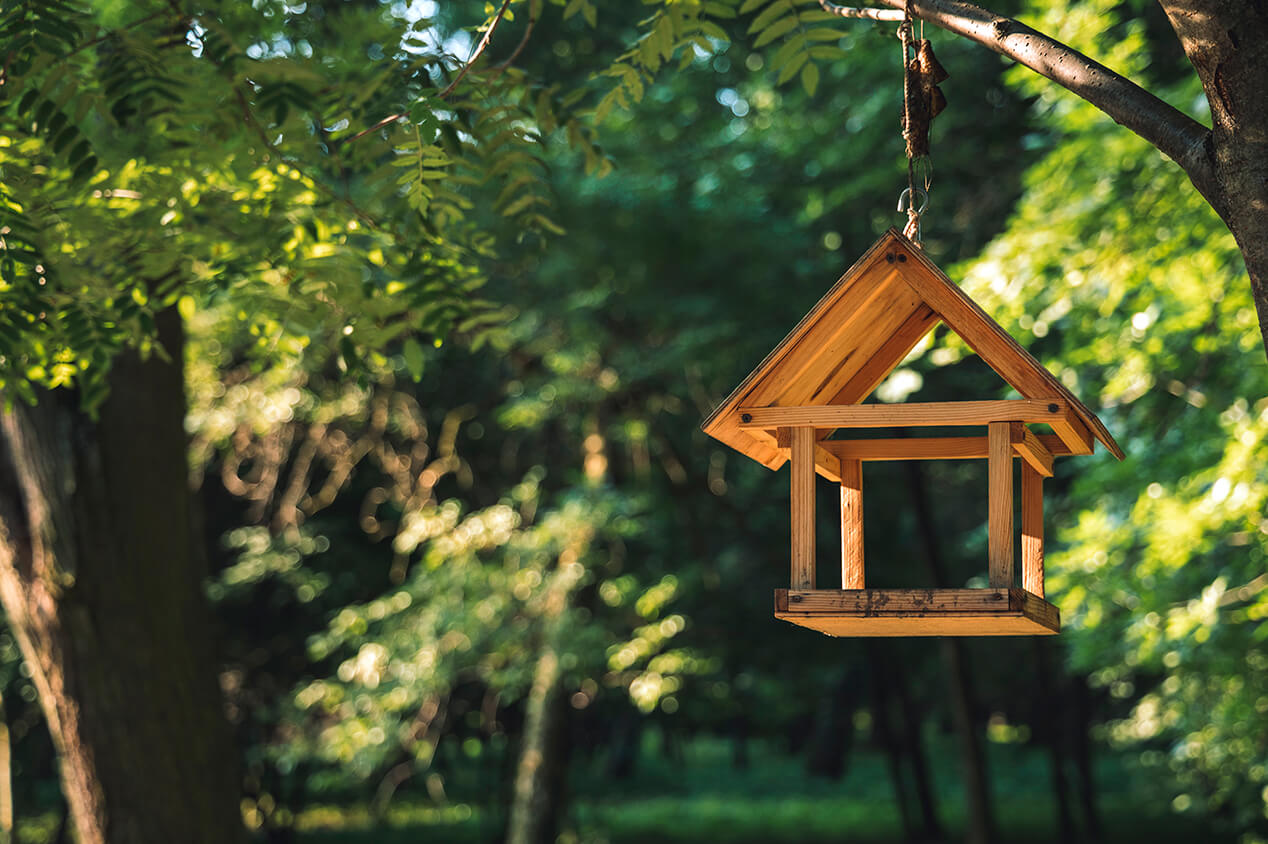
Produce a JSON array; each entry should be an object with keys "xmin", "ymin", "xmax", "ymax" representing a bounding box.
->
[
  {"xmin": 737, "ymin": 399, "xmax": 1074, "ymax": 431},
  {"xmin": 820, "ymin": 433, "xmax": 1068, "ymax": 466},
  {"xmin": 1012, "ymin": 424, "xmax": 1055, "ymax": 477}
]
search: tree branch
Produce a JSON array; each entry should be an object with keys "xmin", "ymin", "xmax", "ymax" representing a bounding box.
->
[
  {"xmin": 817, "ymin": 2, "xmax": 905, "ymax": 22},
  {"xmin": 346, "ymin": 0, "xmax": 515, "ymax": 145},
  {"xmin": 867, "ymin": 0, "xmax": 1216, "ymax": 198}
]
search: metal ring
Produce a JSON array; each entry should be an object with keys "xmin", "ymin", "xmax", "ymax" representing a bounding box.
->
[{"xmin": 896, "ymin": 187, "xmax": 929, "ymax": 215}]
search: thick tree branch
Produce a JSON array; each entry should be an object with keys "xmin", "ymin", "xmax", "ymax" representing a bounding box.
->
[{"xmin": 867, "ymin": 0, "xmax": 1217, "ymax": 199}]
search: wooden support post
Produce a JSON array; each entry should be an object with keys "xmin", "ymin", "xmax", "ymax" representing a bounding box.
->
[
  {"xmin": 1021, "ymin": 463, "xmax": 1044, "ymax": 598},
  {"xmin": 840, "ymin": 458, "xmax": 864, "ymax": 589},
  {"xmin": 789, "ymin": 426, "xmax": 816, "ymax": 590},
  {"xmin": 988, "ymin": 421, "xmax": 1014, "ymax": 588}
]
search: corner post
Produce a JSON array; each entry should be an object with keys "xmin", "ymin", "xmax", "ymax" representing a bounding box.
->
[
  {"xmin": 1021, "ymin": 463, "xmax": 1044, "ymax": 597},
  {"xmin": 840, "ymin": 458, "xmax": 863, "ymax": 589},
  {"xmin": 788, "ymin": 426, "xmax": 816, "ymax": 590},
  {"xmin": 988, "ymin": 421, "xmax": 1014, "ymax": 588}
]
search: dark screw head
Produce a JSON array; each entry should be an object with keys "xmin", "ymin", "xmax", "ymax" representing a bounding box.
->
[
  {"xmin": 897, "ymin": 254, "xmax": 907, "ymax": 263},
  {"xmin": 885, "ymin": 253, "xmax": 895, "ymax": 263},
  {"xmin": 1047, "ymin": 403, "xmax": 1059, "ymax": 413},
  {"xmin": 741, "ymin": 413, "xmax": 752, "ymax": 423}
]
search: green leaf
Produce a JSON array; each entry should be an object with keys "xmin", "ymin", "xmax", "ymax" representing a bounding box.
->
[
  {"xmin": 801, "ymin": 61, "xmax": 820, "ymax": 96},
  {"xmin": 401, "ymin": 337, "xmax": 425, "ymax": 381},
  {"xmin": 749, "ymin": 0, "xmax": 792, "ymax": 35},
  {"xmin": 753, "ymin": 14, "xmax": 800, "ymax": 47}
]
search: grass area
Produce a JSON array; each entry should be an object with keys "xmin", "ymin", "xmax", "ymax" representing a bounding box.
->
[
  {"xmin": 12, "ymin": 733, "xmax": 1233, "ymax": 843},
  {"xmin": 289, "ymin": 733, "xmax": 1236, "ymax": 844}
]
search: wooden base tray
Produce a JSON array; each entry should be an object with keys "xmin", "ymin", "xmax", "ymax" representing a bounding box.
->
[{"xmin": 774, "ymin": 588, "xmax": 1059, "ymax": 637}]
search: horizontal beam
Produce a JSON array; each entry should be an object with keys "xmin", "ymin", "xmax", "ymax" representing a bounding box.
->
[
  {"xmin": 1013, "ymin": 424, "xmax": 1055, "ymax": 477},
  {"xmin": 773, "ymin": 588, "xmax": 1060, "ymax": 636},
  {"xmin": 820, "ymin": 433, "xmax": 1066, "ymax": 471},
  {"xmin": 772, "ymin": 428, "xmax": 842, "ymax": 482},
  {"xmin": 737, "ymin": 399, "xmax": 1073, "ymax": 430}
]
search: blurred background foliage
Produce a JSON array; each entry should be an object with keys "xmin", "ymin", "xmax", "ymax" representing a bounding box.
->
[{"xmin": 2, "ymin": 0, "xmax": 1267, "ymax": 841}]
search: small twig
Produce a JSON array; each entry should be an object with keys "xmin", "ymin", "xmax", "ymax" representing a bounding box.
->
[
  {"xmin": 346, "ymin": 0, "xmax": 515, "ymax": 145},
  {"xmin": 233, "ymin": 84, "xmax": 385, "ymax": 232},
  {"xmin": 344, "ymin": 112, "xmax": 406, "ymax": 144},
  {"xmin": 438, "ymin": 0, "xmax": 515, "ymax": 98},
  {"xmin": 494, "ymin": 0, "xmax": 539, "ymax": 70},
  {"xmin": 818, "ymin": 1, "xmax": 906, "ymax": 21}
]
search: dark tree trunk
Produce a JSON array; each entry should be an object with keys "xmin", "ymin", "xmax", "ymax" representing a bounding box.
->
[
  {"xmin": 905, "ymin": 460, "xmax": 996, "ymax": 844},
  {"xmin": 506, "ymin": 647, "xmax": 570, "ymax": 844},
  {"xmin": 867, "ymin": 645, "xmax": 917, "ymax": 840},
  {"xmin": 1071, "ymin": 674, "xmax": 1102, "ymax": 841},
  {"xmin": 1032, "ymin": 640, "xmax": 1075, "ymax": 842},
  {"xmin": 1158, "ymin": 0, "xmax": 1268, "ymax": 358},
  {"xmin": 805, "ymin": 667, "xmax": 859, "ymax": 780},
  {"xmin": 892, "ymin": 662, "xmax": 944, "ymax": 842},
  {"xmin": 0, "ymin": 309, "xmax": 243, "ymax": 844},
  {"xmin": 507, "ymin": 543, "xmax": 587, "ymax": 844}
]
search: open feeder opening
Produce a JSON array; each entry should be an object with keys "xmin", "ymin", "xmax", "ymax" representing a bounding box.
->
[{"xmin": 701, "ymin": 229, "xmax": 1123, "ymax": 638}]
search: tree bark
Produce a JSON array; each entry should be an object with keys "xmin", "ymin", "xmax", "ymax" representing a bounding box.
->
[
  {"xmin": 0, "ymin": 308, "xmax": 244, "ymax": 844},
  {"xmin": 905, "ymin": 460, "xmax": 995, "ymax": 844},
  {"xmin": 506, "ymin": 647, "xmax": 568, "ymax": 844},
  {"xmin": 0, "ymin": 690, "xmax": 10, "ymax": 844},
  {"xmin": 841, "ymin": 0, "xmax": 1268, "ymax": 357},
  {"xmin": 1032, "ymin": 640, "xmax": 1076, "ymax": 843},
  {"xmin": 506, "ymin": 542, "xmax": 587, "ymax": 844},
  {"xmin": 1158, "ymin": 0, "xmax": 1268, "ymax": 356}
]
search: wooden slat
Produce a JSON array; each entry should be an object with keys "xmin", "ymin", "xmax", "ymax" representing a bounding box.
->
[
  {"xmin": 737, "ymin": 399, "xmax": 1073, "ymax": 430},
  {"xmin": 1048, "ymin": 413, "xmax": 1094, "ymax": 455},
  {"xmin": 789, "ymin": 427, "xmax": 816, "ymax": 590},
  {"xmin": 895, "ymin": 235, "xmax": 1123, "ymax": 459},
  {"xmin": 778, "ymin": 587, "xmax": 1013, "ymax": 613},
  {"xmin": 821, "ymin": 433, "xmax": 1072, "ymax": 462},
  {"xmin": 772, "ymin": 587, "xmax": 1060, "ymax": 636},
  {"xmin": 796, "ymin": 283, "xmax": 924, "ymax": 407},
  {"xmin": 824, "ymin": 304, "xmax": 939, "ymax": 406},
  {"xmin": 1022, "ymin": 464, "xmax": 1044, "ymax": 598},
  {"xmin": 840, "ymin": 459, "xmax": 864, "ymax": 589},
  {"xmin": 988, "ymin": 422, "xmax": 1014, "ymax": 588},
  {"xmin": 745, "ymin": 269, "xmax": 900, "ymax": 408},
  {"xmin": 763, "ymin": 427, "xmax": 842, "ymax": 481},
  {"xmin": 1013, "ymin": 424, "xmax": 1054, "ymax": 477}
]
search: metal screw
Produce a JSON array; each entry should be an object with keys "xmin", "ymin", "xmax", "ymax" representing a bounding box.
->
[
  {"xmin": 1047, "ymin": 403, "xmax": 1059, "ymax": 413},
  {"xmin": 886, "ymin": 253, "xmax": 895, "ymax": 263},
  {"xmin": 897, "ymin": 254, "xmax": 907, "ymax": 263},
  {"xmin": 741, "ymin": 413, "xmax": 752, "ymax": 423}
]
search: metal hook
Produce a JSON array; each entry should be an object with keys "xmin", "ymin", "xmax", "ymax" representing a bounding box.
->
[{"xmin": 896, "ymin": 187, "xmax": 929, "ymax": 215}]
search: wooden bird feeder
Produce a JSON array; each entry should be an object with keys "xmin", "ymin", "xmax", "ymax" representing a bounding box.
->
[{"xmin": 701, "ymin": 229, "xmax": 1123, "ymax": 637}]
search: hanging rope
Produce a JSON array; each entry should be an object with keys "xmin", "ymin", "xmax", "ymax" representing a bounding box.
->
[{"xmin": 896, "ymin": 0, "xmax": 947, "ymax": 245}]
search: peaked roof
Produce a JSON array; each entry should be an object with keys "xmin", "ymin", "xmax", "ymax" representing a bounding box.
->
[{"xmin": 702, "ymin": 228, "xmax": 1123, "ymax": 469}]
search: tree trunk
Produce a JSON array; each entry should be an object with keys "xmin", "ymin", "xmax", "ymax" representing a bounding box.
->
[
  {"xmin": 892, "ymin": 661, "xmax": 944, "ymax": 842},
  {"xmin": 0, "ymin": 308, "xmax": 244, "ymax": 844},
  {"xmin": 1032, "ymin": 640, "xmax": 1075, "ymax": 843},
  {"xmin": 1070, "ymin": 673, "xmax": 1102, "ymax": 841},
  {"xmin": 507, "ymin": 542, "xmax": 587, "ymax": 844},
  {"xmin": 1158, "ymin": 0, "xmax": 1268, "ymax": 358},
  {"xmin": 867, "ymin": 645, "xmax": 917, "ymax": 840},
  {"xmin": 848, "ymin": 0, "xmax": 1268, "ymax": 358},
  {"xmin": 506, "ymin": 647, "xmax": 569, "ymax": 844},
  {"xmin": 805, "ymin": 667, "xmax": 858, "ymax": 780},
  {"xmin": 0, "ymin": 690, "xmax": 10, "ymax": 844},
  {"xmin": 905, "ymin": 460, "xmax": 995, "ymax": 844}
]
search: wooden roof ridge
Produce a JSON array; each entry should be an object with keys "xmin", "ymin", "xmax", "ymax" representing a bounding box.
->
[{"xmin": 701, "ymin": 228, "xmax": 1124, "ymax": 461}]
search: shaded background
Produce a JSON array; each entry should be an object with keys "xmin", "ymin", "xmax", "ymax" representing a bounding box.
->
[{"xmin": 3, "ymin": 0, "xmax": 1267, "ymax": 841}]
